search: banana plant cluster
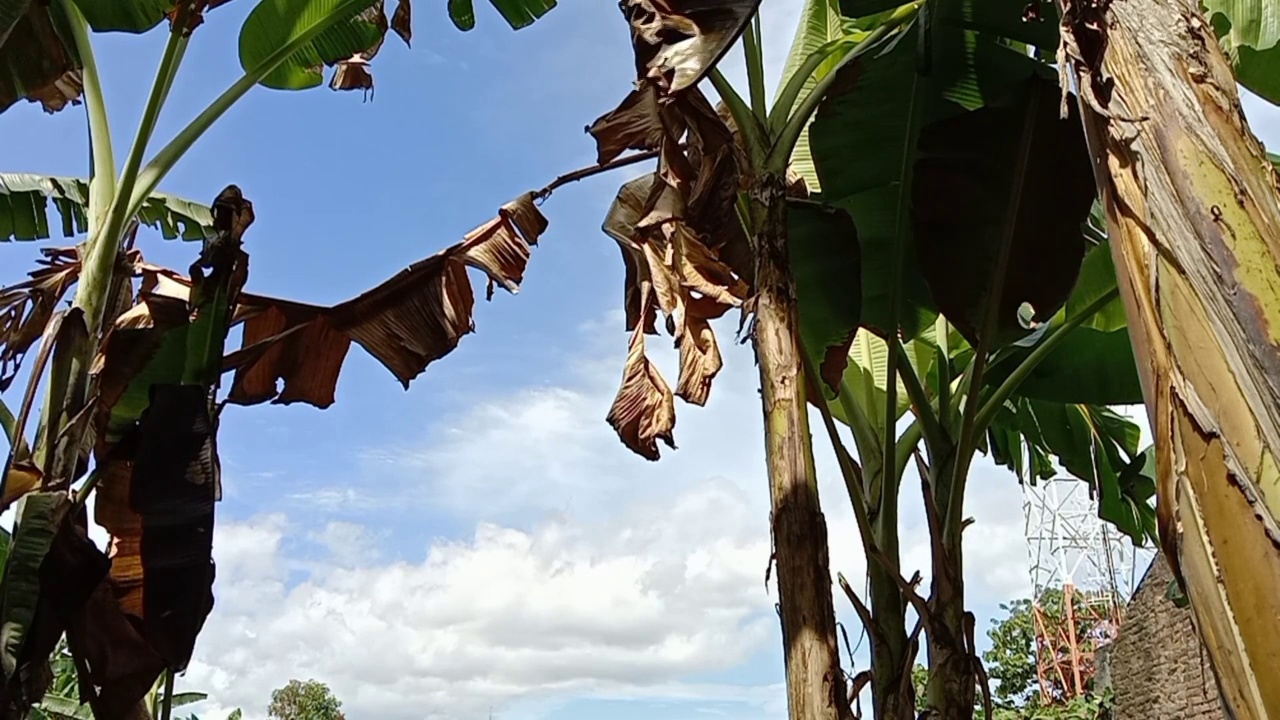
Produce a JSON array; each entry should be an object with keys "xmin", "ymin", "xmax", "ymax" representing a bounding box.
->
[
  {"xmin": 576, "ymin": 1, "xmax": 1164, "ymax": 719},
  {"xmin": 794, "ymin": 0, "xmax": 1157, "ymax": 716}
]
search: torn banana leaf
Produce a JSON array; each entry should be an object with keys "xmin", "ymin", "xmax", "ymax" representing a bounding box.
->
[{"xmin": 216, "ymin": 193, "xmax": 546, "ymax": 407}]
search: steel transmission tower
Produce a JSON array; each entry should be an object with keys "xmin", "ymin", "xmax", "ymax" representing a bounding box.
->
[{"xmin": 1021, "ymin": 477, "xmax": 1154, "ymax": 704}]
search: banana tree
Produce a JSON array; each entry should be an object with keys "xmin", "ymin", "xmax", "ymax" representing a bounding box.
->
[
  {"xmin": 577, "ymin": 2, "xmax": 1158, "ymax": 719},
  {"xmin": 0, "ymin": 169, "xmax": 555, "ymax": 717},
  {"xmin": 807, "ymin": 0, "xmax": 1280, "ymax": 716},
  {"xmin": 0, "ymin": 184, "xmax": 254, "ymax": 719},
  {"xmin": 1052, "ymin": 0, "xmax": 1280, "ymax": 715},
  {"xmin": 0, "ymin": 0, "xmax": 558, "ymax": 520},
  {"xmin": 582, "ymin": 2, "xmax": 925, "ymax": 718},
  {"xmin": 0, "ymin": 0, "xmax": 557, "ymax": 714},
  {"xmin": 803, "ymin": 5, "xmax": 1112, "ymax": 713}
]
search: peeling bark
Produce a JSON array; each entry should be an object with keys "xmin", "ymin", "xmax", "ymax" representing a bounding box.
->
[
  {"xmin": 754, "ymin": 174, "xmax": 848, "ymax": 720},
  {"xmin": 1060, "ymin": 0, "xmax": 1280, "ymax": 716}
]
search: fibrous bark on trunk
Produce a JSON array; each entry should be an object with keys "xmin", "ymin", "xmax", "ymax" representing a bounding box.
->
[
  {"xmin": 753, "ymin": 173, "xmax": 849, "ymax": 720},
  {"xmin": 1060, "ymin": 0, "xmax": 1280, "ymax": 716},
  {"xmin": 867, "ymin": 563, "xmax": 914, "ymax": 720},
  {"xmin": 924, "ymin": 537, "xmax": 975, "ymax": 720}
]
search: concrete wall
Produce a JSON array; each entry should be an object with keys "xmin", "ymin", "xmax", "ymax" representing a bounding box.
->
[{"xmin": 1107, "ymin": 555, "xmax": 1227, "ymax": 720}]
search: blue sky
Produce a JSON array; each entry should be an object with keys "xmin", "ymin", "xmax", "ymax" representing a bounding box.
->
[{"xmin": 4, "ymin": 3, "xmax": 1280, "ymax": 718}]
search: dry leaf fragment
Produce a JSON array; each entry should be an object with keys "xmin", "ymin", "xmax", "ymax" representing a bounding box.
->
[
  {"xmin": 29, "ymin": 70, "xmax": 83, "ymax": 114},
  {"xmin": 676, "ymin": 310, "xmax": 721, "ymax": 406},
  {"xmin": 226, "ymin": 302, "xmax": 349, "ymax": 408},
  {"xmin": 621, "ymin": 0, "xmax": 762, "ymax": 93},
  {"xmin": 668, "ymin": 89, "xmax": 751, "ymax": 278},
  {"xmin": 601, "ymin": 169, "xmax": 744, "ymax": 416},
  {"xmin": 641, "ymin": 240, "xmax": 686, "ymax": 336},
  {"xmin": 330, "ymin": 56, "xmax": 374, "ymax": 94},
  {"xmin": 391, "ymin": 0, "xmax": 412, "ymax": 45},
  {"xmin": 337, "ymin": 256, "xmax": 475, "ymax": 386},
  {"xmin": 595, "ymin": 83, "xmax": 751, "ymax": 282},
  {"xmin": 0, "ymin": 247, "xmax": 82, "ymax": 390},
  {"xmin": 671, "ymin": 224, "xmax": 747, "ymax": 306},
  {"xmin": 0, "ymin": 462, "xmax": 41, "ymax": 511},
  {"xmin": 460, "ymin": 193, "xmax": 546, "ymax": 296},
  {"xmin": 587, "ymin": 85, "xmax": 685, "ymax": 164},
  {"xmin": 92, "ymin": 452, "xmax": 145, "ymax": 626},
  {"xmin": 607, "ymin": 310, "xmax": 676, "ymax": 460},
  {"xmin": 0, "ymin": 3, "xmax": 85, "ymax": 114},
  {"xmin": 329, "ymin": 4, "xmax": 388, "ymax": 95},
  {"xmin": 500, "ymin": 191, "xmax": 548, "ymax": 245},
  {"xmin": 75, "ymin": 458, "xmax": 167, "ymax": 718}
]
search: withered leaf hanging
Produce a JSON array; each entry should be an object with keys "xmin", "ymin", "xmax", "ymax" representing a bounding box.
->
[
  {"xmin": 591, "ymin": 85, "xmax": 751, "ymax": 280},
  {"xmin": 593, "ymin": 74, "xmax": 751, "ymax": 459},
  {"xmin": 606, "ymin": 305, "xmax": 677, "ymax": 461},
  {"xmin": 221, "ymin": 192, "xmax": 548, "ymax": 408},
  {"xmin": 586, "ymin": 85, "xmax": 686, "ymax": 165}
]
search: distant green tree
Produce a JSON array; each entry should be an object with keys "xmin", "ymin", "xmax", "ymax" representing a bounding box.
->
[
  {"xmin": 268, "ymin": 680, "xmax": 345, "ymax": 720},
  {"xmin": 984, "ymin": 598, "xmax": 1040, "ymax": 709},
  {"xmin": 975, "ymin": 592, "xmax": 1114, "ymax": 719}
]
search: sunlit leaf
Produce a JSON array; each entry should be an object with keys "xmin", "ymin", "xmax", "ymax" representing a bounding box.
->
[{"xmin": 238, "ymin": 0, "xmax": 383, "ymax": 90}]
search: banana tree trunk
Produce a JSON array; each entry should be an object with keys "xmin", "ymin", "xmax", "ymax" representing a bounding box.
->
[
  {"xmin": 923, "ymin": 453, "xmax": 977, "ymax": 720},
  {"xmin": 867, "ymin": 478, "xmax": 914, "ymax": 720},
  {"xmin": 1061, "ymin": 0, "xmax": 1280, "ymax": 716},
  {"xmin": 753, "ymin": 173, "xmax": 848, "ymax": 720}
]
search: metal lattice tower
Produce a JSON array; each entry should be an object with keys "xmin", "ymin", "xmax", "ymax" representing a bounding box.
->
[{"xmin": 1022, "ymin": 478, "xmax": 1155, "ymax": 704}]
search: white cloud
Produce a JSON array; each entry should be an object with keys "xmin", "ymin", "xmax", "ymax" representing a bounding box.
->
[
  {"xmin": 185, "ymin": 479, "xmax": 775, "ymax": 720},
  {"xmin": 309, "ymin": 521, "xmax": 383, "ymax": 568}
]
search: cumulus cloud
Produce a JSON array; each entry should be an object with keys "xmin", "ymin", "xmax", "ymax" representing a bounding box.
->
[{"xmin": 184, "ymin": 479, "xmax": 775, "ymax": 720}]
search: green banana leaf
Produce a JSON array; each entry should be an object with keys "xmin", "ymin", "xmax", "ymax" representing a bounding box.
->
[
  {"xmin": 1, "ymin": 173, "xmax": 214, "ymax": 242},
  {"xmin": 1202, "ymin": 0, "xmax": 1280, "ymax": 103},
  {"xmin": 989, "ymin": 400, "xmax": 1156, "ymax": 545},
  {"xmin": 986, "ymin": 242, "xmax": 1145, "ymax": 405},
  {"xmin": 832, "ymin": 320, "xmax": 937, "ymax": 439},
  {"xmin": 810, "ymin": 0, "xmax": 1055, "ymax": 339},
  {"xmin": 912, "ymin": 75, "xmax": 1096, "ymax": 346},
  {"xmin": 484, "ymin": 0, "xmax": 555, "ymax": 30},
  {"xmin": 0, "ymin": 493, "xmax": 67, "ymax": 681},
  {"xmin": 70, "ymin": 0, "xmax": 175, "ymax": 33},
  {"xmin": 777, "ymin": 0, "xmax": 848, "ymax": 191},
  {"xmin": 238, "ymin": 0, "xmax": 384, "ymax": 90},
  {"xmin": 790, "ymin": 198, "xmax": 862, "ymax": 392}
]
